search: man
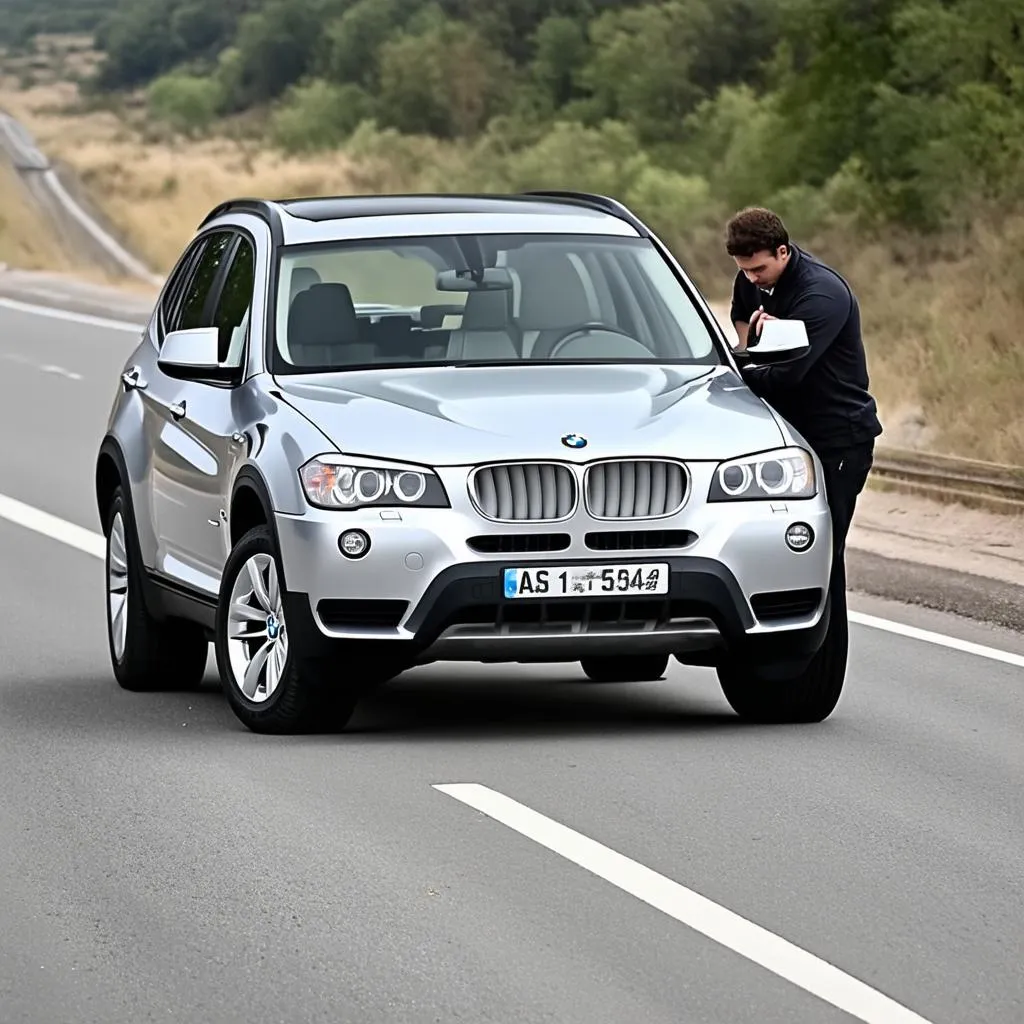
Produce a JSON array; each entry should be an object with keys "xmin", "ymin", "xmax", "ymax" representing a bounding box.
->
[{"xmin": 724, "ymin": 206, "xmax": 883, "ymax": 618}]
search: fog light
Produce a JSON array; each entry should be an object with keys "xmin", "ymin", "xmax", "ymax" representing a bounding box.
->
[
  {"xmin": 785, "ymin": 523, "xmax": 813, "ymax": 552},
  {"xmin": 339, "ymin": 529, "xmax": 370, "ymax": 558}
]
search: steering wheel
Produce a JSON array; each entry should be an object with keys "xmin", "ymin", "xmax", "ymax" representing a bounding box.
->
[{"xmin": 544, "ymin": 322, "xmax": 641, "ymax": 359}]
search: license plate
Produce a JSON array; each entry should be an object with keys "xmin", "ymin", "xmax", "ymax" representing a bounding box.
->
[{"xmin": 503, "ymin": 563, "xmax": 670, "ymax": 599}]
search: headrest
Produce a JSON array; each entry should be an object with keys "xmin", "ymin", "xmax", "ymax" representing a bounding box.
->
[
  {"xmin": 287, "ymin": 283, "xmax": 360, "ymax": 361},
  {"xmin": 513, "ymin": 252, "xmax": 593, "ymax": 330},
  {"xmin": 461, "ymin": 288, "xmax": 513, "ymax": 330},
  {"xmin": 289, "ymin": 265, "xmax": 322, "ymax": 300}
]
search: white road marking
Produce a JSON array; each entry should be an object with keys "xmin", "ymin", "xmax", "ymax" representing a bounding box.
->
[
  {"xmin": 0, "ymin": 296, "xmax": 146, "ymax": 333},
  {"xmin": 848, "ymin": 610, "xmax": 1024, "ymax": 669},
  {"xmin": 0, "ymin": 493, "xmax": 104, "ymax": 559},
  {"xmin": 0, "ymin": 350, "xmax": 83, "ymax": 380},
  {"xmin": 39, "ymin": 363, "xmax": 83, "ymax": 380},
  {"xmin": 0, "ymin": 489, "xmax": 1020, "ymax": 668},
  {"xmin": 436, "ymin": 783, "xmax": 937, "ymax": 1024}
]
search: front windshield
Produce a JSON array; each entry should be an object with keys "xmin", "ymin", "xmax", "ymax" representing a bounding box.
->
[{"xmin": 271, "ymin": 232, "xmax": 721, "ymax": 374}]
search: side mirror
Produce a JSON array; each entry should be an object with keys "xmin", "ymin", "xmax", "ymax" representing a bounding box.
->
[
  {"xmin": 157, "ymin": 327, "xmax": 223, "ymax": 379},
  {"xmin": 749, "ymin": 318, "xmax": 809, "ymax": 355}
]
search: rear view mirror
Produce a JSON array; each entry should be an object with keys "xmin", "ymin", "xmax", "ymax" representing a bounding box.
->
[
  {"xmin": 158, "ymin": 327, "xmax": 223, "ymax": 379},
  {"xmin": 750, "ymin": 318, "xmax": 809, "ymax": 354},
  {"xmin": 436, "ymin": 267, "xmax": 513, "ymax": 292}
]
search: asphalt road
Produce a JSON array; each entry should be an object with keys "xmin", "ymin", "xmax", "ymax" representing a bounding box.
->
[{"xmin": 1, "ymin": 301, "xmax": 1022, "ymax": 1024}]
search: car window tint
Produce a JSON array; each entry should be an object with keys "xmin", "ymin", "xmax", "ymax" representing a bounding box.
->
[
  {"xmin": 177, "ymin": 231, "xmax": 234, "ymax": 332},
  {"xmin": 212, "ymin": 237, "xmax": 255, "ymax": 365},
  {"xmin": 158, "ymin": 238, "xmax": 207, "ymax": 344}
]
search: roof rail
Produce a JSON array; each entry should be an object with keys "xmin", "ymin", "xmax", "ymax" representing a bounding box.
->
[
  {"xmin": 198, "ymin": 197, "xmax": 284, "ymax": 244},
  {"xmin": 198, "ymin": 198, "xmax": 276, "ymax": 229},
  {"xmin": 519, "ymin": 190, "xmax": 650, "ymax": 236}
]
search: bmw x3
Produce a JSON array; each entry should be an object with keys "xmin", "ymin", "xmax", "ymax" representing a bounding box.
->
[{"xmin": 95, "ymin": 191, "xmax": 842, "ymax": 734}]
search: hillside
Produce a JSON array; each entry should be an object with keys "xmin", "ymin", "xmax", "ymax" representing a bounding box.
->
[
  {"xmin": 0, "ymin": 0, "xmax": 110, "ymax": 46},
  {"xmin": 0, "ymin": 1, "xmax": 1022, "ymax": 463}
]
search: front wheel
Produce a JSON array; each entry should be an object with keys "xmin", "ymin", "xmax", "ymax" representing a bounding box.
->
[
  {"xmin": 214, "ymin": 526, "xmax": 359, "ymax": 734},
  {"xmin": 579, "ymin": 653, "xmax": 669, "ymax": 683},
  {"xmin": 716, "ymin": 598, "xmax": 847, "ymax": 723}
]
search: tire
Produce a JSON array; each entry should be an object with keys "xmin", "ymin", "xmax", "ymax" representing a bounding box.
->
[
  {"xmin": 579, "ymin": 653, "xmax": 669, "ymax": 683},
  {"xmin": 716, "ymin": 597, "xmax": 847, "ymax": 723},
  {"xmin": 104, "ymin": 485, "xmax": 209, "ymax": 692},
  {"xmin": 214, "ymin": 525, "xmax": 361, "ymax": 735}
]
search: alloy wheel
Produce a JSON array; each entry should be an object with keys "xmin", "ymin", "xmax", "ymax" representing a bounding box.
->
[
  {"xmin": 226, "ymin": 553, "xmax": 288, "ymax": 704},
  {"xmin": 107, "ymin": 511, "xmax": 129, "ymax": 662}
]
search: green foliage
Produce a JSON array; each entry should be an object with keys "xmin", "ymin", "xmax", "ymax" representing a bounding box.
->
[
  {"xmin": 268, "ymin": 79, "xmax": 372, "ymax": 152},
  {"xmin": 147, "ymin": 72, "xmax": 222, "ymax": 136},
  {"xmin": 0, "ymin": 0, "xmax": 108, "ymax": 45},
  {"xmin": 16, "ymin": 0, "xmax": 1022, "ymax": 237}
]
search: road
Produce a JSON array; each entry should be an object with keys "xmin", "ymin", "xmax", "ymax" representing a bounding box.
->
[
  {"xmin": 0, "ymin": 298, "xmax": 1022, "ymax": 1024},
  {"xmin": 0, "ymin": 112, "xmax": 162, "ymax": 285}
]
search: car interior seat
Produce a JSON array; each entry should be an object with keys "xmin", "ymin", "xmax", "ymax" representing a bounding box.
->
[
  {"xmin": 286, "ymin": 283, "xmax": 372, "ymax": 367},
  {"xmin": 444, "ymin": 287, "xmax": 520, "ymax": 360},
  {"xmin": 509, "ymin": 251, "xmax": 597, "ymax": 359}
]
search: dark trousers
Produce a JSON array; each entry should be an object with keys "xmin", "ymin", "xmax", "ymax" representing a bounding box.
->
[{"xmin": 817, "ymin": 440, "xmax": 875, "ymax": 612}]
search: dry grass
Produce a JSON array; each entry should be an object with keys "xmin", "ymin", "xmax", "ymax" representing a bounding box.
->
[
  {"xmin": 0, "ymin": 77, "xmax": 359, "ymax": 274},
  {"xmin": 0, "ymin": 40, "xmax": 1021, "ymax": 464},
  {"xmin": 806, "ymin": 216, "xmax": 1024, "ymax": 465},
  {"xmin": 0, "ymin": 158, "xmax": 78, "ymax": 271}
]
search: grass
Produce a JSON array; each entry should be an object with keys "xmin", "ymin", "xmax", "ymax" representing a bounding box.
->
[
  {"xmin": 0, "ymin": 157, "xmax": 77, "ymax": 271},
  {"xmin": 0, "ymin": 38, "xmax": 1021, "ymax": 465},
  {"xmin": 0, "ymin": 77, "xmax": 360, "ymax": 273}
]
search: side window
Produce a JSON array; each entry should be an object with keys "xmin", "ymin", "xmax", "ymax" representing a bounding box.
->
[
  {"xmin": 158, "ymin": 238, "xmax": 207, "ymax": 345},
  {"xmin": 212, "ymin": 237, "xmax": 256, "ymax": 366},
  {"xmin": 177, "ymin": 231, "xmax": 234, "ymax": 332}
]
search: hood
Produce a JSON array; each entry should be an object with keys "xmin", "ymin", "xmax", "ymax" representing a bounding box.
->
[{"xmin": 274, "ymin": 363, "xmax": 785, "ymax": 465}]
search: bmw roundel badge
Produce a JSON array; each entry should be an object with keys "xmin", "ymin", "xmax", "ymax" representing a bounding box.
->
[{"xmin": 561, "ymin": 433, "xmax": 588, "ymax": 449}]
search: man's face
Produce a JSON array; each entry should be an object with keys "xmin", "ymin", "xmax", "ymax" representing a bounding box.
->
[{"xmin": 733, "ymin": 246, "xmax": 789, "ymax": 289}]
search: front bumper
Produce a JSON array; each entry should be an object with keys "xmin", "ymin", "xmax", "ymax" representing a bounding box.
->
[{"xmin": 274, "ymin": 461, "xmax": 833, "ymax": 667}]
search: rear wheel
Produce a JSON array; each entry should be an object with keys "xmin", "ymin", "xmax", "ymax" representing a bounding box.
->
[
  {"xmin": 579, "ymin": 653, "xmax": 669, "ymax": 683},
  {"xmin": 104, "ymin": 486, "xmax": 209, "ymax": 692},
  {"xmin": 716, "ymin": 598, "xmax": 847, "ymax": 723},
  {"xmin": 215, "ymin": 525, "xmax": 361, "ymax": 734}
]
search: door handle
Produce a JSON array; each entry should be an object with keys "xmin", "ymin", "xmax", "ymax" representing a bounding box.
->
[
  {"xmin": 169, "ymin": 401, "xmax": 186, "ymax": 420},
  {"xmin": 121, "ymin": 367, "xmax": 147, "ymax": 391}
]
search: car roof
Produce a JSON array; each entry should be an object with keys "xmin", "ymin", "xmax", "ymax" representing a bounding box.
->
[{"xmin": 198, "ymin": 191, "xmax": 649, "ymax": 245}]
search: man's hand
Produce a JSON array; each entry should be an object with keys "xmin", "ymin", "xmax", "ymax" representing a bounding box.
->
[{"xmin": 748, "ymin": 305, "xmax": 777, "ymax": 342}]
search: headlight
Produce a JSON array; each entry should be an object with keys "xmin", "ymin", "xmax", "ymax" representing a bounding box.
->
[
  {"xmin": 708, "ymin": 447, "xmax": 816, "ymax": 501},
  {"xmin": 299, "ymin": 456, "xmax": 449, "ymax": 510}
]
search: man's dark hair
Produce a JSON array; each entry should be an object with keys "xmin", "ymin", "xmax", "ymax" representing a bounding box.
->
[{"xmin": 725, "ymin": 207, "xmax": 790, "ymax": 258}]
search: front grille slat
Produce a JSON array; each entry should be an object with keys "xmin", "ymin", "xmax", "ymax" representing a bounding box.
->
[
  {"xmin": 585, "ymin": 460, "xmax": 689, "ymax": 519},
  {"xmin": 471, "ymin": 463, "xmax": 576, "ymax": 522}
]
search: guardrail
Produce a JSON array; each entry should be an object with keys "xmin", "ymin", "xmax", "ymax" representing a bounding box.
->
[{"xmin": 870, "ymin": 446, "xmax": 1024, "ymax": 514}]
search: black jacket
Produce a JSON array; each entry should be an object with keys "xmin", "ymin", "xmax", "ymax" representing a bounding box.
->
[{"xmin": 730, "ymin": 244, "xmax": 883, "ymax": 454}]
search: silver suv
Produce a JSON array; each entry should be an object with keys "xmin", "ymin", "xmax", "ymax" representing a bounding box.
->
[{"xmin": 95, "ymin": 191, "xmax": 839, "ymax": 734}]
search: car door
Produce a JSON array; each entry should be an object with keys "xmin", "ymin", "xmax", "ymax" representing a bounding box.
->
[
  {"xmin": 145, "ymin": 229, "xmax": 241, "ymax": 598},
  {"xmin": 174, "ymin": 232, "xmax": 258, "ymax": 584}
]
